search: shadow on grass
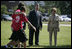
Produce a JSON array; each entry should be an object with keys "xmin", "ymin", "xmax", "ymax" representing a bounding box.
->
[{"xmin": 27, "ymin": 45, "xmax": 71, "ymax": 48}]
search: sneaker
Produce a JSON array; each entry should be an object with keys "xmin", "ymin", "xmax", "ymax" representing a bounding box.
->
[{"xmin": 1, "ymin": 45, "xmax": 8, "ymax": 48}]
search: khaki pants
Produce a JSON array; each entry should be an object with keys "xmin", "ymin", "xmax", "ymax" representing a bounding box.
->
[{"xmin": 49, "ymin": 29, "xmax": 57, "ymax": 46}]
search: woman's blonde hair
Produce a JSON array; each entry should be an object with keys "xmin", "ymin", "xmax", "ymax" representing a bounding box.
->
[{"xmin": 51, "ymin": 7, "xmax": 57, "ymax": 12}]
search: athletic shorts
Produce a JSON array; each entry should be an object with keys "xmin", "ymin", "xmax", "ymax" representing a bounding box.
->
[{"xmin": 9, "ymin": 29, "xmax": 28, "ymax": 43}]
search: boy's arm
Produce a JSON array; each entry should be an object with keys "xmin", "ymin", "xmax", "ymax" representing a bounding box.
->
[
  {"xmin": 27, "ymin": 21, "xmax": 36, "ymax": 32},
  {"xmin": 22, "ymin": 12, "xmax": 36, "ymax": 32}
]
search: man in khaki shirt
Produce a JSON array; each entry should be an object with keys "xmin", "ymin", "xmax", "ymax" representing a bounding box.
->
[{"xmin": 48, "ymin": 7, "xmax": 60, "ymax": 46}]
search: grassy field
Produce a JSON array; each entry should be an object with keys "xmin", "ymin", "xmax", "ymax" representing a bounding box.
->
[
  {"xmin": 43, "ymin": 21, "xmax": 71, "ymax": 24},
  {"xmin": 1, "ymin": 21, "xmax": 71, "ymax": 48}
]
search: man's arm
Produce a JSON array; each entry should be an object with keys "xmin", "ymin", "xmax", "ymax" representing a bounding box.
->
[{"xmin": 39, "ymin": 16, "xmax": 42, "ymax": 30}]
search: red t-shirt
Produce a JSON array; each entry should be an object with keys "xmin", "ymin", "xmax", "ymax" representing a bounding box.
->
[{"xmin": 11, "ymin": 13, "xmax": 28, "ymax": 31}]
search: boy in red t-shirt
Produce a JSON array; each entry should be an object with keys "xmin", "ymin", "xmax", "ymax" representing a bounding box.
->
[{"xmin": 2, "ymin": 6, "xmax": 36, "ymax": 48}]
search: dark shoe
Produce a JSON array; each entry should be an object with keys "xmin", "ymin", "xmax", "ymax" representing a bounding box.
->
[
  {"xmin": 35, "ymin": 43, "xmax": 39, "ymax": 46},
  {"xmin": 29, "ymin": 44, "xmax": 33, "ymax": 46}
]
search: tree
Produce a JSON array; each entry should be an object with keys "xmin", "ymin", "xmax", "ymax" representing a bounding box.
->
[
  {"xmin": 29, "ymin": 5, "xmax": 34, "ymax": 10},
  {"xmin": 25, "ymin": 5, "xmax": 30, "ymax": 15},
  {"xmin": 1, "ymin": 5, "xmax": 8, "ymax": 15},
  {"xmin": 39, "ymin": 6, "xmax": 45, "ymax": 13},
  {"xmin": 44, "ymin": 1, "xmax": 71, "ymax": 15},
  {"xmin": 13, "ymin": 6, "xmax": 18, "ymax": 11},
  {"xmin": 55, "ymin": 1, "xmax": 71, "ymax": 15}
]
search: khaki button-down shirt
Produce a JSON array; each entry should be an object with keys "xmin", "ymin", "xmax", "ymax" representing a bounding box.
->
[{"xmin": 48, "ymin": 14, "xmax": 60, "ymax": 32}]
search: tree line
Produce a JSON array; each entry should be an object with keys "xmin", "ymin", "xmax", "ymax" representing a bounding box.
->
[{"xmin": 1, "ymin": 1, "xmax": 71, "ymax": 16}]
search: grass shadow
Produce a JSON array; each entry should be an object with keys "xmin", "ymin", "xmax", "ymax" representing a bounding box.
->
[{"xmin": 27, "ymin": 45, "xmax": 71, "ymax": 48}]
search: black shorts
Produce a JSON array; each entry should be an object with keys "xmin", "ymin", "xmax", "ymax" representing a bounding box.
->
[{"xmin": 9, "ymin": 29, "xmax": 28, "ymax": 43}]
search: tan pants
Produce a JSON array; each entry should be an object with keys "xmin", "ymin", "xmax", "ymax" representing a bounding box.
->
[{"xmin": 49, "ymin": 30, "xmax": 57, "ymax": 46}]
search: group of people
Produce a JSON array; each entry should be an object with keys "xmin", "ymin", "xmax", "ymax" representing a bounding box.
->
[{"xmin": 2, "ymin": 2, "xmax": 60, "ymax": 48}]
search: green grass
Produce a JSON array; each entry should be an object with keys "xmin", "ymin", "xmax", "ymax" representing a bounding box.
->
[
  {"xmin": 1, "ymin": 21, "xmax": 71, "ymax": 48},
  {"xmin": 43, "ymin": 21, "xmax": 71, "ymax": 24}
]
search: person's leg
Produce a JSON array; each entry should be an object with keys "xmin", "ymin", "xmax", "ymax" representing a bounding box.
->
[
  {"xmin": 35, "ymin": 28, "xmax": 39, "ymax": 45},
  {"xmin": 16, "ymin": 40, "xmax": 21, "ymax": 48},
  {"xmin": 54, "ymin": 30, "xmax": 57, "ymax": 46},
  {"xmin": 18, "ymin": 42, "xmax": 26, "ymax": 48},
  {"xmin": 7, "ymin": 41, "xmax": 13, "ymax": 46},
  {"xmin": 6, "ymin": 31, "xmax": 18, "ymax": 47},
  {"xmin": 3, "ymin": 40, "xmax": 17, "ymax": 48},
  {"xmin": 18, "ymin": 29, "xmax": 28, "ymax": 48},
  {"xmin": 49, "ymin": 31, "xmax": 53, "ymax": 46},
  {"xmin": 7, "ymin": 40, "xmax": 17, "ymax": 46},
  {"xmin": 29, "ymin": 29, "xmax": 34, "ymax": 45},
  {"xmin": 23, "ymin": 42, "xmax": 26, "ymax": 48}
]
